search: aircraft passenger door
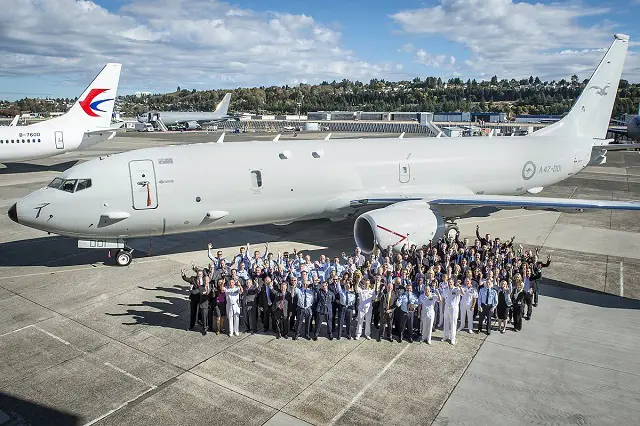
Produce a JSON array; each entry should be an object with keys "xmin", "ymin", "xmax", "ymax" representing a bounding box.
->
[
  {"xmin": 399, "ymin": 162, "xmax": 410, "ymax": 183},
  {"xmin": 54, "ymin": 131, "xmax": 64, "ymax": 149},
  {"xmin": 129, "ymin": 160, "xmax": 158, "ymax": 210}
]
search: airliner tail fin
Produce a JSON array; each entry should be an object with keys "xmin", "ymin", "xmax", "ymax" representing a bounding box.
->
[
  {"xmin": 532, "ymin": 34, "xmax": 629, "ymax": 140},
  {"xmin": 214, "ymin": 93, "xmax": 231, "ymax": 117},
  {"xmin": 52, "ymin": 63, "xmax": 122, "ymax": 130}
]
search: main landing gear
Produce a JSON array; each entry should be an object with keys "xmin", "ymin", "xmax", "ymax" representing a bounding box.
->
[
  {"xmin": 445, "ymin": 223, "xmax": 459, "ymax": 241},
  {"xmin": 114, "ymin": 246, "xmax": 134, "ymax": 266}
]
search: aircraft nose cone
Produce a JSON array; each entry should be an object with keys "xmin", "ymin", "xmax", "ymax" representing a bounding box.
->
[{"xmin": 8, "ymin": 203, "xmax": 18, "ymax": 224}]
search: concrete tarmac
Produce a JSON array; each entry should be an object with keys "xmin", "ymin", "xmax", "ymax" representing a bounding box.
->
[{"xmin": 0, "ymin": 132, "xmax": 639, "ymax": 425}]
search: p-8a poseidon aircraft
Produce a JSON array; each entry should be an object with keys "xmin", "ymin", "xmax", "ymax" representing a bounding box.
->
[
  {"xmin": 8, "ymin": 34, "xmax": 640, "ymax": 266},
  {"xmin": 0, "ymin": 63, "xmax": 122, "ymax": 163}
]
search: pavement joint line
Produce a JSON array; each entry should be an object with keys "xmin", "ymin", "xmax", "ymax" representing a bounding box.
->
[
  {"xmin": 0, "ymin": 323, "xmax": 36, "ymax": 338},
  {"xmin": 328, "ymin": 343, "xmax": 410, "ymax": 426},
  {"xmin": 0, "ymin": 278, "xmax": 190, "ymax": 384},
  {"xmin": 0, "ymin": 257, "xmax": 168, "ymax": 281},
  {"xmin": 431, "ymin": 336, "xmax": 485, "ymax": 426},
  {"xmin": 620, "ymin": 262, "xmax": 624, "ymax": 297},
  {"xmin": 31, "ymin": 324, "xmax": 154, "ymax": 388},
  {"xmin": 484, "ymin": 339, "xmax": 640, "ymax": 379},
  {"xmin": 82, "ymin": 385, "xmax": 157, "ymax": 426},
  {"xmin": 269, "ymin": 336, "xmax": 369, "ymax": 425}
]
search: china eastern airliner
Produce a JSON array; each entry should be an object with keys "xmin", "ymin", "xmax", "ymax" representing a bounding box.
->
[
  {"xmin": 0, "ymin": 63, "xmax": 121, "ymax": 163},
  {"xmin": 7, "ymin": 34, "xmax": 640, "ymax": 266}
]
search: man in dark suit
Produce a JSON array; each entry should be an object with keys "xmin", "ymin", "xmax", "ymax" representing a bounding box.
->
[
  {"xmin": 181, "ymin": 268, "xmax": 207, "ymax": 335},
  {"xmin": 272, "ymin": 281, "xmax": 291, "ymax": 338},
  {"xmin": 243, "ymin": 279, "xmax": 260, "ymax": 333},
  {"xmin": 314, "ymin": 281, "xmax": 335, "ymax": 340},
  {"xmin": 260, "ymin": 277, "xmax": 275, "ymax": 333},
  {"xmin": 378, "ymin": 282, "xmax": 397, "ymax": 342}
]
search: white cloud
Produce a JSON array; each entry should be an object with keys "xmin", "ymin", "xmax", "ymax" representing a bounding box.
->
[
  {"xmin": 0, "ymin": 0, "xmax": 405, "ymax": 94},
  {"xmin": 391, "ymin": 0, "xmax": 639, "ymax": 81},
  {"xmin": 414, "ymin": 49, "xmax": 456, "ymax": 68}
]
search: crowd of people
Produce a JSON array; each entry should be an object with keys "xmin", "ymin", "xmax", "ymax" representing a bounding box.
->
[{"xmin": 181, "ymin": 225, "xmax": 551, "ymax": 345}]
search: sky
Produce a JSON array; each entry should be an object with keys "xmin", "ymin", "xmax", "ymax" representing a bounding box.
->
[{"xmin": 0, "ymin": 0, "xmax": 639, "ymax": 100}]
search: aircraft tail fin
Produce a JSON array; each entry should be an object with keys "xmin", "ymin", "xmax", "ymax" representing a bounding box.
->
[
  {"xmin": 532, "ymin": 34, "xmax": 629, "ymax": 140},
  {"xmin": 214, "ymin": 93, "xmax": 231, "ymax": 116},
  {"xmin": 51, "ymin": 63, "xmax": 122, "ymax": 130}
]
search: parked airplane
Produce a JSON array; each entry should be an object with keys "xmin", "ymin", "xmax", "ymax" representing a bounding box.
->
[
  {"xmin": 138, "ymin": 93, "xmax": 231, "ymax": 130},
  {"xmin": 0, "ymin": 63, "xmax": 122, "ymax": 163},
  {"xmin": 8, "ymin": 34, "xmax": 639, "ymax": 266},
  {"xmin": 609, "ymin": 102, "xmax": 640, "ymax": 141}
]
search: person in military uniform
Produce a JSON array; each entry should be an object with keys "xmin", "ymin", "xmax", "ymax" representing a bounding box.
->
[
  {"xmin": 339, "ymin": 282, "xmax": 357, "ymax": 339},
  {"xmin": 396, "ymin": 283, "xmax": 419, "ymax": 342},
  {"xmin": 294, "ymin": 278, "xmax": 315, "ymax": 340},
  {"xmin": 418, "ymin": 285, "xmax": 441, "ymax": 344},
  {"xmin": 314, "ymin": 281, "xmax": 335, "ymax": 340}
]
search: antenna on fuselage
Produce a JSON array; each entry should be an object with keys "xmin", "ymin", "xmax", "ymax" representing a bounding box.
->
[
  {"xmin": 399, "ymin": 132, "xmax": 405, "ymax": 139},
  {"xmin": 273, "ymin": 133, "xmax": 281, "ymax": 141},
  {"xmin": 324, "ymin": 133, "xmax": 332, "ymax": 140}
]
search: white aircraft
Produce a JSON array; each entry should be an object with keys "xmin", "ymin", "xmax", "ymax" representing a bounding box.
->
[
  {"xmin": 8, "ymin": 34, "xmax": 640, "ymax": 267},
  {"xmin": 0, "ymin": 63, "xmax": 122, "ymax": 163},
  {"xmin": 138, "ymin": 93, "xmax": 232, "ymax": 130}
]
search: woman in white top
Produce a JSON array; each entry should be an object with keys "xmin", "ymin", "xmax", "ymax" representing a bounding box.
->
[
  {"xmin": 355, "ymin": 279, "xmax": 376, "ymax": 340},
  {"xmin": 418, "ymin": 286, "xmax": 441, "ymax": 344},
  {"xmin": 225, "ymin": 279, "xmax": 244, "ymax": 336}
]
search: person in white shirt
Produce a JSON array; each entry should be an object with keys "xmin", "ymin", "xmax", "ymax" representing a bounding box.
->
[
  {"xmin": 418, "ymin": 285, "xmax": 441, "ymax": 344},
  {"xmin": 437, "ymin": 274, "xmax": 449, "ymax": 328},
  {"xmin": 458, "ymin": 278, "xmax": 477, "ymax": 333},
  {"xmin": 225, "ymin": 279, "xmax": 244, "ymax": 336},
  {"xmin": 355, "ymin": 279, "xmax": 376, "ymax": 340},
  {"xmin": 443, "ymin": 278, "xmax": 464, "ymax": 345}
]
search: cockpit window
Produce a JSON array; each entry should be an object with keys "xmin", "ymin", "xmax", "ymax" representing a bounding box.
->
[
  {"xmin": 61, "ymin": 179, "xmax": 77, "ymax": 193},
  {"xmin": 48, "ymin": 178, "xmax": 64, "ymax": 189},
  {"xmin": 48, "ymin": 178, "xmax": 92, "ymax": 193},
  {"xmin": 76, "ymin": 179, "xmax": 92, "ymax": 191}
]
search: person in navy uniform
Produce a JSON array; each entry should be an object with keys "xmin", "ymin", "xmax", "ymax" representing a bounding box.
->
[
  {"xmin": 314, "ymin": 281, "xmax": 335, "ymax": 340},
  {"xmin": 378, "ymin": 282, "xmax": 397, "ymax": 342},
  {"xmin": 396, "ymin": 283, "xmax": 419, "ymax": 342},
  {"xmin": 294, "ymin": 279, "xmax": 315, "ymax": 340},
  {"xmin": 338, "ymin": 282, "xmax": 357, "ymax": 339},
  {"xmin": 272, "ymin": 280, "xmax": 290, "ymax": 339}
]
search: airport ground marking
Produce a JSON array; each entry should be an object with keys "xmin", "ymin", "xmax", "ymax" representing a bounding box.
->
[{"xmin": 328, "ymin": 343, "xmax": 410, "ymax": 426}]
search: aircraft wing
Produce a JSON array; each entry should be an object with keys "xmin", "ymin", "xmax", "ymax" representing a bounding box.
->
[
  {"xmin": 347, "ymin": 193, "xmax": 640, "ymax": 218},
  {"xmin": 595, "ymin": 143, "xmax": 640, "ymax": 151},
  {"xmin": 608, "ymin": 127, "xmax": 628, "ymax": 136}
]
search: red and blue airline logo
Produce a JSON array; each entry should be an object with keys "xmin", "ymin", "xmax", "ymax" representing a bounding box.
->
[{"xmin": 79, "ymin": 88, "xmax": 114, "ymax": 117}]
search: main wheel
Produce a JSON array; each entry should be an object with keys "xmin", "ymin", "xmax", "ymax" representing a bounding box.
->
[
  {"xmin": 445, "ymin": 224, "xmax": 459, "ymax": 241},
  {"xmin": 115, "ymin": 250, "xmax": 132, "ymax": 267}
]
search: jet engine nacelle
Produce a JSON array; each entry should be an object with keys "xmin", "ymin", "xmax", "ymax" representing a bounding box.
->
[
  {"xmin": 353, "ymin": 203, "xmax": 446, "ymax": 254},
  {"xmin": 184, "ymin": 121, "xmax": 200, "ymax": 130}
]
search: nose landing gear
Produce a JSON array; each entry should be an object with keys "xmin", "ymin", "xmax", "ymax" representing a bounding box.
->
[
  {"xmin": 445, "ymin": 223, "xmax": 459, "ymax": 242},
  {"xmin": 114, "ymin": 246, "xmax": 134, "ymax": 266}
]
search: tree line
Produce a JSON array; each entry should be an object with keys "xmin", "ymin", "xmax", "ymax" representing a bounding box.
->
[{"xmin": 1, "ymin": 76, "xmax": 639, "ymax": 118}]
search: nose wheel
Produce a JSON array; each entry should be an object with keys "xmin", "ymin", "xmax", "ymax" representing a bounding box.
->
[{"xmin": 115, "ymin": 248, "xmax": 133, "ymax": 266}]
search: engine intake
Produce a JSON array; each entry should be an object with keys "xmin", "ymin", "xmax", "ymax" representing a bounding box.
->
[{"xmin": 354, "ymin": 203, "xmax": 446, "ymax": 254}]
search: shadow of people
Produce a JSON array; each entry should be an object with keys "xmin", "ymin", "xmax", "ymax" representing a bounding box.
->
[
  {"xmin": 540, "ymin": 278, "xmax": 640, "ymax": 310},
  {"xmin": 105, "ymin": 285, "xmax": 192, "ymax": 330},
  {"xmin": 0, "ymin": 391, "xmax": 81, "ymax": 426}
]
